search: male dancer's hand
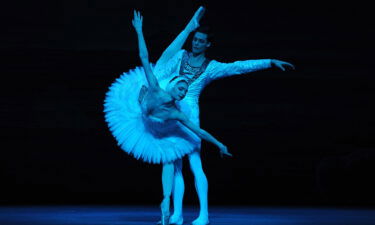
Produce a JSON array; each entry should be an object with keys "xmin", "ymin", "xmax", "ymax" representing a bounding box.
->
[
  {"xmin": 185, "ymin": 6, "xmax": 205, "ymax": 32},
  {"xmin": 271, "ymin": 59, "xmax": 295, "ymax": 71}
]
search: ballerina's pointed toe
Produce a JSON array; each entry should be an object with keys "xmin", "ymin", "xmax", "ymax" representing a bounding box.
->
[{"xmin": 157, "ymin": 217, "xmax": 183, "ymax": 225}]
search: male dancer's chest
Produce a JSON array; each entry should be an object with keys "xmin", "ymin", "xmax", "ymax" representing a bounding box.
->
[{"xmin": 177, "ymin": 51, "xmax": 211, "ymax": 97}]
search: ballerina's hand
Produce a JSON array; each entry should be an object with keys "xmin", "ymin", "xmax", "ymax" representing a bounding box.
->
[
  {"xmin": 185, "ymin": 6, "xmax": 205, "ymax": 32},
  {"xmin": 271, "ymin": 59, "xmax": 295, "ymax": 71},
  {"xmin": 132, "ymin": 10, "xmax": 143, "ymax": 32},
  {"xmin": 219, "ymin": 144, "xmax": 232, "ymax": 158}
]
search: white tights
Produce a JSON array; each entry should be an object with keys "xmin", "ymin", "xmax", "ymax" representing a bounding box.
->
[
  {"xmin": 172, "ymin": 150, "xmax": 208, "ymax": 219},
  {"xmin": 161, "ymin": 162, "xmax": 174, "ymax": 215}
]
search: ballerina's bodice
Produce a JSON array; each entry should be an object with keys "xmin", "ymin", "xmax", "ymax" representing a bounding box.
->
[
  {"xmin": 141, "ymin": 88, "xmax": 176, "ymax": 117},
  {"xmin": 139, "ymin": 87, "xmax": 180, "ymax": 138}
]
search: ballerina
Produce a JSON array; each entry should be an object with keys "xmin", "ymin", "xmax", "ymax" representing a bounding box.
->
[
  {"xmin": 104, "ymin": 9, "xmax": 231, "ymax": 225},
  {"xmin": 152, "ymin": 8, "xmax": 295, "ymax": 225}
]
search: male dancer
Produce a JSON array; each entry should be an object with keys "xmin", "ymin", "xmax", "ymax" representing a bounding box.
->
[{"xmin": 155, "ymin": 7, "xmax": 294, "ymax": 225}]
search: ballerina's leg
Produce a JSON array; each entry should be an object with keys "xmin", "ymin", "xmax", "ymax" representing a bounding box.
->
[
  {"xmin": 161, "ymin": 162, "xmax": 175, "ymax": 224},
  {"xmin": 170, "ymin": 159, "xmax": 184, "ymax": 224}
]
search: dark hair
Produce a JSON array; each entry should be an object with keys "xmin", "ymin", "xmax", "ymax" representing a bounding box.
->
[
  {"xmin": 169, "ymin": 76, "xmax": 189, "ymax": 86},
  {"xmin": 193, "ymin": 26, "xmax": 214, "ymax": 44},
  {"xmin": 169, "ymin": 76, "xmax": 179, "ymax": 83}
]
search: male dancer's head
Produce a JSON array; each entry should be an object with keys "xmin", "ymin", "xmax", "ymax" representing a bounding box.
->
[{"xmin": 191, "ymin": 26, "xmax": 213, "ymax": 56}]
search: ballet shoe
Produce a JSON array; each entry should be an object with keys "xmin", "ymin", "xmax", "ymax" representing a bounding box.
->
[
  {"xmin": 191, "ymin": 217, "xmax": 209, "ymax": 225},
  {"xmin": 161, "ymin": 214, "xmax": 170, "ymax": 225},
  {"xmin": 156, "ymin": 215, "xmax": 183, "ymax": 225},
  {"xmin": 170, "ymin": 222, "xmax": 183, "ymax": 225},
  {"xmin": 191, "ymin": 222, "xmax": 209, "ymax": 225},
  {"xmin": 169, "ymin": 215, "xmax": 183, "ymax": 225},
  {"xmin": 160, "ymin": 198, "xmax": 170, "ymax": 225}
]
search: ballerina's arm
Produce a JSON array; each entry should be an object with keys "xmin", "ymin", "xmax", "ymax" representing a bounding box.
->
[
  {"xmin": 132, "ymin": 10, "xmax": 160, "ymax": 89},
  {"xmin": 169, "ymin": 110, "xmax": 232, "ymax": 158}
]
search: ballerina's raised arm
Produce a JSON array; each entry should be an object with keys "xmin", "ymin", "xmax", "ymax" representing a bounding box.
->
[{"xmin": 132, "ymin": 10, "xmax": 160, "ymax": 90}]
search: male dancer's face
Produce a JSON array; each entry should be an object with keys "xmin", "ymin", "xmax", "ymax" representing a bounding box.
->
[{"xmin": 191, "ymin": 32, "xmax": 211, "ymax": 55}]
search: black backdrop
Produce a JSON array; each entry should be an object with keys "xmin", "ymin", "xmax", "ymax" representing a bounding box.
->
[{"xmin": 1, "ymin": 0, "xmax": 374, "ymax": 206}]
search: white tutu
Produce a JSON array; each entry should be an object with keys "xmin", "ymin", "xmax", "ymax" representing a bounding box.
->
[{"xmin": 104, "ymin": 66, "xmax": 200, "ymax": 164}]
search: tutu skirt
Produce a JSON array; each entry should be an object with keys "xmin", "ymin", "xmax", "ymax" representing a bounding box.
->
[{"xmin": 104, "ymin": 66, "xmax": 200, "ymax": 164}]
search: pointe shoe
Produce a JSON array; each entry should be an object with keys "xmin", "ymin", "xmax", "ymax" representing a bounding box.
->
[
  {"xmin": 156, "ymin": 215, "xmax": 183, "ymax": 225},
  {"xmin": 161, "ymin": 214, "xmax": 170, "ymax": 225},
  {"xmin": 160, "ymin": 198, "xmax": 170, "ymax": 225}
]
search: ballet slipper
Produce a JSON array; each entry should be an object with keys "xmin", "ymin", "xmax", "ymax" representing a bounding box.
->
[
  {"xmin": 169, "ymin": 214, "xmax": 183, "ymax": 225},
  {"xmin": 156, "ymin": 215, "xmax": 183, "ymax": 225},
  {"xmin": 191, "ymin": 217, "xmax": 209, "ymax": 225}
]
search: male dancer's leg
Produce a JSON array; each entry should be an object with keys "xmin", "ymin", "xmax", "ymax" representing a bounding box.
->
[
  {"xmin": 188, "ymin": 150, "xmax": 209, "ymax": 224},
  {"xmin": 170, "ymin": 159, "xmax": 184, "ymax": 224}
]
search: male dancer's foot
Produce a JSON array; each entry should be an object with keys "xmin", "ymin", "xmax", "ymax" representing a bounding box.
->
[
  {"xmin": 169, "ymin": 214, "xmax": 183, "ymax": 225},
  {"xmin": 191, "ymin": 216, "xmax": 209, "ymax": 225}
]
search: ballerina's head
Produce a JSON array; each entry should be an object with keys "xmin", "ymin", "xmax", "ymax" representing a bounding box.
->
[{"xmin": 166, "ymin": 76, "xmax": 189, "ymax": 101}]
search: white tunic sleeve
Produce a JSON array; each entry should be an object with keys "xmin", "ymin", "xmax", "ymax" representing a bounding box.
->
[
  {"xmin": 154, "ymin": 49, "xmax": 185, "ymax": 81},
  {"xmin": 206, "ymin": 59, "xmax": 272, "ymax": 81}
]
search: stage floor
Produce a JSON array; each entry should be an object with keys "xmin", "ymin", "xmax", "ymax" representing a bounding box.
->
[{"xmin": 1, "ymin": 205, "xmax": 374, "ymax": 225}]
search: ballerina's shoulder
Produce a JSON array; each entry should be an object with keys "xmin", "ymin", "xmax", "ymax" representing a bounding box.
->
[{"xmin": 141, "ymin": 87, "xmax": 177, "ymax": 119}]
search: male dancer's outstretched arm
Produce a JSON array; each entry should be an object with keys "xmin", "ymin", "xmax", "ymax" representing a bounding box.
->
[
  {"xmin": 206, "ymin": 58, "xmax": 295, "ymax": 81},
  {"xmin": 156, "ymin": 7, "xmax": 294, "ymax": 84}
]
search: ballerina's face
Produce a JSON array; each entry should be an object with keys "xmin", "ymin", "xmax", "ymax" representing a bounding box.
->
[
  {"xmin": 192, "ymin": 32, "xmax": 211, "ymax": 55},
  {"xmin": 170, "ymin": 81, "xmax": 188, "ymax": 101}
]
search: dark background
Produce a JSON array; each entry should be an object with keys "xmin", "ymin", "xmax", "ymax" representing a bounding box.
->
[{"xmin": 1, "ymin": 0, "xmax": 374, "ymax": 206}]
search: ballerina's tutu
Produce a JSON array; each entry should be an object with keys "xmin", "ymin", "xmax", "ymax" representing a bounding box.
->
[{"xmin": 104, "ymin": 66, "xmax": 200, "ymax": 164}]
